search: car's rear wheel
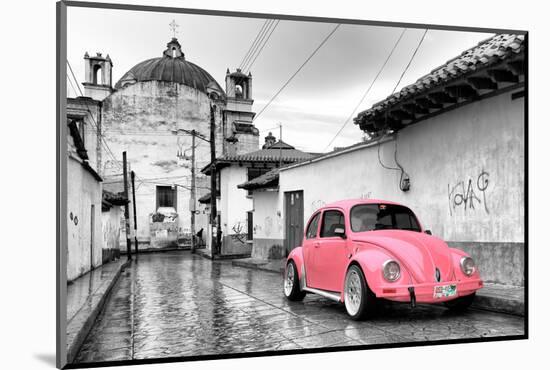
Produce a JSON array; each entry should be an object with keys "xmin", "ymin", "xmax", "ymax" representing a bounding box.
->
[
  {"xmin": 344, "ymin": 265, "xmax": 377, "ymax": 320},
  {"xmin": 283, "ymin": 260, "xmax": 306, "ymax": 301},
  {"xmin": 444, "ymin": 293, "xmax": 476, "ymax": 311}
]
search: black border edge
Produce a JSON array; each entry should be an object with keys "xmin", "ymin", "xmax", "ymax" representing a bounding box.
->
[
  {"xmin": 58, "ymin": 1, "xmax": 529, "ymax": 369},
  {"xmin": 62, "ymin": 0, "xmax": 528, "ymax": 35},
  {"xmin": 57, "ymin": 1, "xmax": 68, "ymax": 369},
  {"xmin": 523, "ymin": 32, "xmax": 529, "ymax": 339},
  {"xmin": 63, "ymin": 335, "xmax": 528, "ymax": 369}
]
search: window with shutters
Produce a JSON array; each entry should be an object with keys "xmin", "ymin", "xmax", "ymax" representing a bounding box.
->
[{"xmin": 156, "ymin": 186, "xmax": 177, "ymax": 209}]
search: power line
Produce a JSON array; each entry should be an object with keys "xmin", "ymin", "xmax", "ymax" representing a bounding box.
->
[
  {"xmin": 239, "ymin": 19, "xmax": 271, "ymax": 69},
  {"xmin": 253, "ymin": 23, "xmax": 341, "ymax": 123},
  {"xmin": 66, "ymin": 75, "xmax": 79, "ymax": 98},
  {"xmin": 390, "ymin": 29, "xmax": 429, "ymax": 95},
  {"xmin": 376, "ymin": 29, "xmax": 429, "ymax": 189},
  {"xmin": 67, "ymin": 60, "xmax": 124, "ymax": 172},
  {"xmin": 322, "ymin": 28, "xmax": 407, "ymax": 152},
  {"xmin": 225, "ymin": 19, "xmax": 278, "ymax": 99},
  {"xmin": 243, "ymin": 19, "xmax": 280, "ymax": 73}
]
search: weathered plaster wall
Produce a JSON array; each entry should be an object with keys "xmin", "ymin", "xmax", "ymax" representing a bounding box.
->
[
  {"xmin": 67, "ymin": 98, "xmax": 102, "ymax": 172},
  {"xmin": 220, "ymin": 166, "xmax": 253, "ymax": 255},
  {"xmin": 101, "ymin": 206, "xmax": 122, "ymax": 262},
  {"xmin": 278, "ymin": 90, "xmax": 524, "ymax": 285},
  {"xmin": 67, "ymin": 157, "xmax": 103, "ymax": 282},
  {"xmin": 101, "ymin": 81, "xmax": 225, "ymax": 245},
  {"xmin": 251, "ymin": 191, "xmax": 284, "ymax": 259}
]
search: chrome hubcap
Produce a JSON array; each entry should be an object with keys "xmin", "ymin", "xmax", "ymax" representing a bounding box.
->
[
  {"xmin": 344, "ymin": 270, "xmax": 362, "ymax": 316},
  {"xmin": 284, "ymin": 264, "xmax": 294, "ymax": 296}
]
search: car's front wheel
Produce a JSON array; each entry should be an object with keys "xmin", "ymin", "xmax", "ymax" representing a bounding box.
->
[
  {"xmin": 444, "ymin": 293, "xmax": 476, "ymax": 311},
  {"xmin": 344, "ymin": 265, "xmax": 377, "ymax": 320},
  {"xmin": 283, "ymin": 260, "xmax": 306, "ymax": 301}
]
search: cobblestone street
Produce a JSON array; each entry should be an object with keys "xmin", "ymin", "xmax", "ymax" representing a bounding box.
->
[{"xmin": 75, "ymin": 251, "xmax": 524, "ymax": 364}]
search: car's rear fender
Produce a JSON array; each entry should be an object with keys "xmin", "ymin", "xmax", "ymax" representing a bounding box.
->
[{"xmin": 287, "ymin": 247, "xmax": 305, "ymax": 283}]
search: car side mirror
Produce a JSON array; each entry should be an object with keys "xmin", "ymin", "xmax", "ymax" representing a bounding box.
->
[
  {"xmin": 334, "ymin": 227, "xmax": 346, "ymax": 239},
  {"xmin": 425, "ymin": 230, "xmax": 432, "ymax": 235}
]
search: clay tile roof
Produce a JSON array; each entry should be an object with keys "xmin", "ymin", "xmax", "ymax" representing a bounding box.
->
[
  {"xmin": 223, "ymin": 147, "xmax": 313, "ymax": 163},
  {"xmin": 198, "ymin": 191, "xmax": 219, "ymax": 204},
  {"xmin": 200, "ymin": 141, "xmax": 316, "ymax": 174},
  {"xmin": 356, "ymin": 34, "xmax": 525, "ymax": 123},
  {"xmin": 238, "ymin": 168, "xmax": 281, "ymax": 190}
]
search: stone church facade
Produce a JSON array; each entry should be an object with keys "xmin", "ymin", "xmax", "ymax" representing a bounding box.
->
[{"xmin": 80, "ymin": 37, "xmax": 259, "ymax": 249}]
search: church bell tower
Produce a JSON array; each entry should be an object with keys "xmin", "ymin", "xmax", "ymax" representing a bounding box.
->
[
  {"xmin": 224, "ymin": 68, "xmax": 259, "ymax": 155},
  {"xmin": 83, "ymin": 52, "xmax": 113, "ymax": 101}
]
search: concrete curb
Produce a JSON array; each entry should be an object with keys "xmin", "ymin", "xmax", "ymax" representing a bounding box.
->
[
  {"xmin": 196, "ymin": 249, "xmax": 252, "ymax": 260},
  {"xmin": 231, "ymin": 258, "xmax": 524, "ymax": 316},
  {"xmin": 472, "ymin": 285, "xmax": 524, "ymax": 316},
  {"xmin": 232, "ymin": 259, "xmax": 285, "ymax": 275},
  {"xmin": 66, "ymin": 259, "xmax": 131, "ymax": 364}
]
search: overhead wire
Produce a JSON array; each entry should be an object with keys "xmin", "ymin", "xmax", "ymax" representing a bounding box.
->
[
  {"xmin": 253, "ymin": 23, "xmax": 341, "ymax": 123},
  {"xmin": 241, "ymin": 19, "xmax": 273, "ymax": 70},
  {"xmin": 378, "ymin": 29, "xmax": 430, "ymax": 190},
  {"xmin": 66, "ymin": 60, "xmax": 124, "ymax": 172},
  {"xmin": 322, "ymin": 28, "xmax": 408, "ymax": 152},
  {"xmin": 242, "ymin": 19, "xmax": 280, "ymax": 73},
  {"xmin": 239, "ymin": 19, "xmax": 271, "ymax": 70}
]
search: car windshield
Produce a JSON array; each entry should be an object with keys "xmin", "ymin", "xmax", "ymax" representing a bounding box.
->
[{"xmin": 350, "ymin": 204, "xmax": 421, "ymax": 232}]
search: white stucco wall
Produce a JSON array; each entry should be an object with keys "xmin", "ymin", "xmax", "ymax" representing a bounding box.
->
[
  {"xmin": 252, "ymin": 190, "xmax": 283, "ymax": 240},
  {"xmin": 279, "ymin": 89, "xmax": 524, "ymax": 244},
  {"xmin": 67, "ymin": 157, "xmax": 103, "ymax": 281},
  {"xmin": 101, "ymin": 206, "xmax": 122, "ymax": 252},
  {"xmin": 220, "ymin": 166, "xmax": 252, "ymax": 239}
]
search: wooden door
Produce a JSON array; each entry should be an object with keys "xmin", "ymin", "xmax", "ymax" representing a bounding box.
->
[{"xmin": 284, "ymin": 191, "xmax": 304, "ymax": 255}]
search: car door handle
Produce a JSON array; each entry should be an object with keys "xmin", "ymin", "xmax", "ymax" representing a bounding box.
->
[{"xmin": 314, "ymin": 242, "xmax": 320, "ymax": 248}]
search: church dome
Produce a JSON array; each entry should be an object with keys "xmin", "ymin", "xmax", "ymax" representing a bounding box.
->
[{"xmin": 114, "ymin": 38, "xmax": 225, "ymax": 96}]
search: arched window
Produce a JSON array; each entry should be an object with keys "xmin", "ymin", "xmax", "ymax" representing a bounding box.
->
[
  {"xmin": 93, "ymin": 64, "xmax": 102, "ymax": 84},
  {"xmin": 235, "ymin": 84, "xmax": 243, "ymax": 98},
  {"xmin": 172, "ymin": 47, "xmax": 177, "ymax": 58}
]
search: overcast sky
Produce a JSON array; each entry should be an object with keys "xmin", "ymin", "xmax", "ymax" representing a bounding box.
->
[{"xmin": 67, "ymin": 6, "xmax": 493, "ymax": 153}]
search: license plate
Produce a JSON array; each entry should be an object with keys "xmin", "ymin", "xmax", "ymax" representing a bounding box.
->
[{"xmin": 433, "ymin": 284, "xmax": 457, "ymax": 299}]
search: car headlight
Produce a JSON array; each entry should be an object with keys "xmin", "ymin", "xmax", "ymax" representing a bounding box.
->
[
  {"xmin": 460, "ymin": 256, "xmax": 476, "ymax": 276},
  {"xmin": 382, "ymin": 260, "xmax": 401, "ymax": 282}
]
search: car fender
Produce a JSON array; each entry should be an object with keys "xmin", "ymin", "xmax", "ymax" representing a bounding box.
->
[
  {"xmin": 449, "ymin": 248, "xmax": 482, "ymax": 280},
  {"xmin": 287, "ymin": 247, "xmax": 305, "ymax": 281},
  {"xmin": 343, "ymin": 245, "xmax": 404, "ymax": 298}
]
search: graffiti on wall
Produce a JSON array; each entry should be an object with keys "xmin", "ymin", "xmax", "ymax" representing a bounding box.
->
[
  {"xmin": 231, "ymin": 221, "xmax": 247, "ymax": 244},
  {"xmin": 448, "ymin": 170, "xmax": 490, "ymax": 216},
  {"xmin": 69, "ymin": 212, "xmax": 78, "ymax": 226}
]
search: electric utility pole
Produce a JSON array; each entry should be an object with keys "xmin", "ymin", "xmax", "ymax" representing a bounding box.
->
[
  {"xmin": 278, "ymin": 122, "xmax": 283, "ymax": 168},
  {"xmin": 122, "ymin": 152, "xmax": 132, "ymax": 261},
  {"xmin": 190, "ymin": 130, "xmax": 196, "ymax": 253},
  {"xmin": 130, "ymin": 170, "xmax": 138, "ymax": 257},
  {"xmin": 209, "ymin": 102, "xmax": 218, "ymax": 256}
]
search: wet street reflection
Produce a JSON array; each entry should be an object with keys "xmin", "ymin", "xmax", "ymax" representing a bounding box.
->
[{"xmin": 75, "ymin": 251, "xmax": 524, "ymax": 363}]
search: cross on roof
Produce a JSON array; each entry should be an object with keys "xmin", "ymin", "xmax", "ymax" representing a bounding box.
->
[{"xmin": 169, "ymin": 19, "xmax": 179, "ymax": 38}]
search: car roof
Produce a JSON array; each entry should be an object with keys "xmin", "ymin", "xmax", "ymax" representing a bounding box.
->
[{"xmin": 320, "ymin": 198, "xmax": 403, "ymax": 211}]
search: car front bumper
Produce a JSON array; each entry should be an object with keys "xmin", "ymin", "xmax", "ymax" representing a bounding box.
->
[{"xmin": 374, "ymin": 279, "xmax": 483, "ymax": 303}]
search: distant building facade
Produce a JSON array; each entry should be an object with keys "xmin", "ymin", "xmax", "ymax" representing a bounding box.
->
[
  {"xmin": 203, "ymin": 134, "xmax": 314, "ymax": 256},
  {"xmin": 75, "ymin": 37, "xmax": 260, "ymax": 250}
]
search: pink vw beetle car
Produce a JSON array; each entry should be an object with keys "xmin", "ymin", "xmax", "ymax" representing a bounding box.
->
[{"xmin": 283, "ymin": 199, "xmax": 483, "ymax": 320}]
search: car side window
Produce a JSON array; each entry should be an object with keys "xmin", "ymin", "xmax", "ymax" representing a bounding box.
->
[
  {"xmin": 306, "ymin": 213, "xmax": 321, "ymax": 239},
  {"xmin": 320, "ymin": 210, "xmax": 345, "ymax": 238}
]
